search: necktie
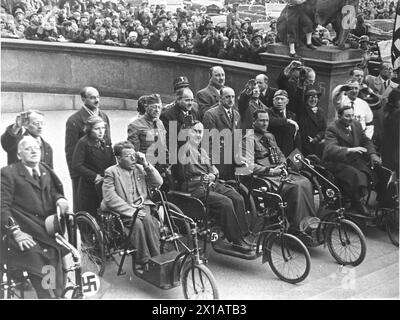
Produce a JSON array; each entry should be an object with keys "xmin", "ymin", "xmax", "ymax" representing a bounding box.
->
[
  {"xmin": 32, "ymin": 168, "xmax": 40, "ymax": 182},
  {"xmin": 384, "ymin": 80, "xmax": 389, "ymax": 90},
  {"xmin": 153, "ymin": 120, "xmax": 159, "ymax": 142},
  {"xmin": 227, "ymin": 109, "xmax": 232, "ymax": 121}
]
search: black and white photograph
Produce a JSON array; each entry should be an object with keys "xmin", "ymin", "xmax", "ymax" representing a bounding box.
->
[{"xmin": 0, "ymin": 0, "xmax": 398, "ymax": 304}]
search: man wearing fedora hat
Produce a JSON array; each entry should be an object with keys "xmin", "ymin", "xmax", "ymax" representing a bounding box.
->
[
  {"xmin": 1, "ymin": 136, "xmax": 70, "ymax": 298},
  {"xmin": 163, "ymin": 76, "xmax": 199, "ymax": 113}
]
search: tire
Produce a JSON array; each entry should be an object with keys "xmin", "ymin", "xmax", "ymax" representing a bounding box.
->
[
  {"xmin": 265, "ymin": 233, "xmax": 311, "ymax": 284},
  {"xmin": 75, "ymin": 212, "xmax": 106, "ymax": 277},
  {"xmin": 385, "ymin": 209, "xmax": 399, "ymax": 247},
  {"xmin": 326, "ymin": 219, "xmax": 367, "ymax": 266},
  {"xmin": 181, "ymin": 262, "xmax": 219, "ymax": 300},
  {"xmin": 155, "ymin": 201, "xmax": 192, "ymax": 253}
]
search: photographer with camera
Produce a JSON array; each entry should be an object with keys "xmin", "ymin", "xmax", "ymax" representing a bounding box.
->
[
  {"xmin": 1, "ymin": 110, "xmax": 53, "ymax": 168},
  {"xmin": 201, "ymin": 24, "xmax": 223, "ymax": 58},
  {"xmin": 277, "ymin": 60, "xmax": 317, "ymax": 115}
]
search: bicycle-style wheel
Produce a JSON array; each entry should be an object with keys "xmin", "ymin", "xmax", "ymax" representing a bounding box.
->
[
  {"xmin": 326, "ymin": 219, "xmax": 367, "ymax": 266},
  {"xmin": 385, "ymin": 209, "xmax": 399, "ymax": 247},
  {"xmin": 76, "ymin": 212, "xmax": 106, "ymax": 277},
  {"xmin": 181, "ymin": 262, "xmax": 219, "ymax": 300},
  {"xmin": 265, "ymin": 233, "xmax": 311, "ymax": 284},
  {"xmin": 156, "ymin": 201, "xmax": 192, "ymax": 253}
]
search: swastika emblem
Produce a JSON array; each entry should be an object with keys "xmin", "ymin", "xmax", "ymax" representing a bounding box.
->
[{"xmin": 82, "ymin": 272, "xmax": 100, "ymax": 297}]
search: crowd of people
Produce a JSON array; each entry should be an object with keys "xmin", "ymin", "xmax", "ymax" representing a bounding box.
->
[
  {"xmin": 2, "ymin": 57, "xmax": 399, "ymax": 298},
  {"xmin": 360, "ymin": 0, "xmax": 398, "ymax": 20},
  {"xmin": 0, "ymin": 0, "xmax": 281, "ymax": 63}
]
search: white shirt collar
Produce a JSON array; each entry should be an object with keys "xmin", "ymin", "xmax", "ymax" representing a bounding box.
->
[{"xmin": 24, "ymin": 164, "xmax": 41, "ymax": 177}]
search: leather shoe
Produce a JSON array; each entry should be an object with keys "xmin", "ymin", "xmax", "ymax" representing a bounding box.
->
[
  {"xmin": 289, "ymin": 52, "xmax": 301, "ymax": 59},
  {"xmin": 232, "ymin": 239, "xmax": 253, "ymax": 253},
  {"xmin": 306, "ymin": 44, "xmax": 317, "ymax": 50}
]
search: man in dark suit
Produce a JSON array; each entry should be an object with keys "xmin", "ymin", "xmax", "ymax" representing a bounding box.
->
[
  {"xmin": 255, "ymin": 73, "xmax": 277, "ymax": 108},
  {"xmin": 267, "ymin": 90, "xmax": 302, "ymax": 157},
  {"xmin": 203, "ymin": 87, "xmax": 241, "ymax": 180},
  {"xmin": 160, "ymin": 87, "xmax": 200, "ymax": 147},
  {"xmin": 1, "ymin": 136, "xmax": 70, "ymax": 298},
  {"xmin": 65, "ymin": 86, "xmax": 111, "ymax": 211},
  {"xmin": 323, "ymin": 105, "xmax": 382, "ymax": 216},
  {"xmin": 163, "ymin": 76, "xmax": 199, "ymax": 113},
  {"xmin": 238, "ymin": 78, "xmax": 268, "ymax": 132},
  {"xmin": 1, "ymin": 110, "xmax": 53, "ymax": 168},
  {"xmin": 196, "ymin": 66, "xmax": 225, "ymax": 119}
]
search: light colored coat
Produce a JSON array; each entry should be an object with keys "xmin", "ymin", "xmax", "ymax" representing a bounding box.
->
[{"xmin": 101, "ymin": 163, "xmax": 163, "ymax": 217}]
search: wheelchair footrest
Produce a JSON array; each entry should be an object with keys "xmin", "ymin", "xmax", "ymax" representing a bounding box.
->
[{"xmin": 212, "ymin": 239, "xmax": 258, "ymax": 260}]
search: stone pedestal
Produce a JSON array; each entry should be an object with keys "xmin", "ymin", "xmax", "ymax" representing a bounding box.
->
[{"xmin": 260, "ymin": 43, "xmax": 364, "ymax": 122}]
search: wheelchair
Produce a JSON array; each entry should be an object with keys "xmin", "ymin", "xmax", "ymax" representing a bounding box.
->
[
  {"xmin": 297, "ymin": 154, "xmax": 399, "ymax": 248},
  {"xmin": 76, "ymin": 188, "xmax": 219, "ymax": 300},
  {"xmin": 166, "ymin": 168, "xmax": 311, "ymax": 284},
  {"xmin": 1, "ymin": 211, "xmax": 85, "ymax": 299}
]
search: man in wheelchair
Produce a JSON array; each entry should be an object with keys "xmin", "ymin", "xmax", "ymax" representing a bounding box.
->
[
  {"xmin": 1, "ymin": 136, "xmax": 70, "ymax": 298},
  {"xmin": 240, "ymin": 110, "xmax": 319, "ymax": 235},
  {"xmin": 177, "ymin": 121, "xmax": 253, "ymax": 254},
  {"xmin": 323, "ymin": 104, "xmax": 382, "ymax": 216},
  {"xmin": 100, "ymin": 141, "xmax": 163, "ymax": 270}
]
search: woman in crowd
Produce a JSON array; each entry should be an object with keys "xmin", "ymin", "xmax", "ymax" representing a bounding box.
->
[{"xmin": 72, "ymin": 115, "xmax": 116, "ymax": 216}]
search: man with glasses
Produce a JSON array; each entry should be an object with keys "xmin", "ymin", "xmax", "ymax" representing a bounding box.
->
[
  {"xmin": 1, "ymin": 136, "xmax": 69, "ymax": 298},
  {"xmin": 101, "ymin": 141, "xmax": 162, "ymax": 271},
  {"xmin": 1, "ymin": 110, "xmax": 53, "ymax": 168}
]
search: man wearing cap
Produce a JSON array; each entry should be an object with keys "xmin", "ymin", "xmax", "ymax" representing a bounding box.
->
[
  {"xmin": 127, "ymin": 94, "xmax": 167, "ymax": 165},
  {"xmin": 323, "ymin": 105, "xmax": 381, "ymax": 216},
  {"xmin": 1, "ymin": 136, "xmax": 70, "ymax": 298},
  {"xmin": 248, "ymin": 34, "xmax": 266, "ymax": 64},
  {"xmin": 203, "ymin": 87, "xmax": 241, "ymax": 180},
  {"xmin": 332, "ymin": 79, "xmax": 374, "ymax": 139},
  {"xmin": 2, "ymin": 110, "xmax": 53, "ymax": 168},
  {"xmin": 164, "ymin": 76, "xmax": 199, "ymax": 113},
  {"xmin": 297, "ymin": 88, "xmax": 326, "ymax": 158},
  {"xmin": 256, "ymin": 74, "xmax": 277, "ymax": 108},
  {"xmin": 197, "ymin": 66, "xmax": 226, "ymax": 119},
  {"xmin": 160, "ymin": 87, "xmax": 200, "ymax": 145},
  {"xmin": 65, "ymin": 86, "xmax": 111, "ymax": 211},
  {"xmin": 268, "ymin": 89, "xmax": 302, "ymax": 156},
  {"xmin": 13, "ymin": 7, "xmax": 25, "ymax": 28},
  {"xmin": 241, "ymin": 109, "xmax": 319, "ymax": 234}
]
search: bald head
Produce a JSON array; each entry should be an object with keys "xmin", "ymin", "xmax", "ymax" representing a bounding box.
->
[
  {"xmin": 80, "ymin": 86, "xmax": 100, "ymax": 110},
  {"xmin": 220, "ymin": 87, "xmax": 235, "ymax": 109},
  {"xmin": 255, "ymin": 74, "xmax": 269, "ymax": 91},
  {"xmin": 209, "ymin": 66, "xmax": 225, "ymax": 89}
]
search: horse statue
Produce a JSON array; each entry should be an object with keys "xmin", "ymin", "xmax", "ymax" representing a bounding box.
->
[{"xmin": 277, "ymin": 0, "xmax": 360, "ymax": 50}]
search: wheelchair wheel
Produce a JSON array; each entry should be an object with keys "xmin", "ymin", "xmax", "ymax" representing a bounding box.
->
[
  {"xmin": 76, "ymin": 212, "xmax": 106, "ymax": 277},
  {"xmin": 265, "ymin": 233, "xmax": 311, "ymax": 284},
  {"xmin": 156, "ymin": 201, "xmax": 192, "ymax": 253},
  {"xmin": 181, "ymin": 261, "xmax": 219, "ymax": 300},
  {"xmin": 385, "ymin": 208, "xmax": 399, "ymax": 247},
  {"xmin": 326, "ymin": 219, "xmax": 367, "ymax": 266}
]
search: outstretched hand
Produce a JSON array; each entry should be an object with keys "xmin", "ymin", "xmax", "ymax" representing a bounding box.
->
[{"xmin": 13, "ymin": 230, "xmax": 36, "ymax": 251}]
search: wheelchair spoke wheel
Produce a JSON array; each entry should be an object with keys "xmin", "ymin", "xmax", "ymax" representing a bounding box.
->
[
  {"xmin": 181, "ymin": 262, "xmax": 219, "ymax": 300},
  {"xmin": 76, "ymin": 213, "xmax": 106, "ymax": 277},
  {"xmin": 385, "ymin": 209, "xmax": 399, "ymax": 247},
  {"xmin": 327, "ymin": 219, "xmax": 367, "ymax": 266},
  {"xmin": 156, "ymin": 201, "xmax": 193, "ymax": 253},
  {"xmin": 266, "ymin": 233, "xmax": 311, "ymax": 284}
]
